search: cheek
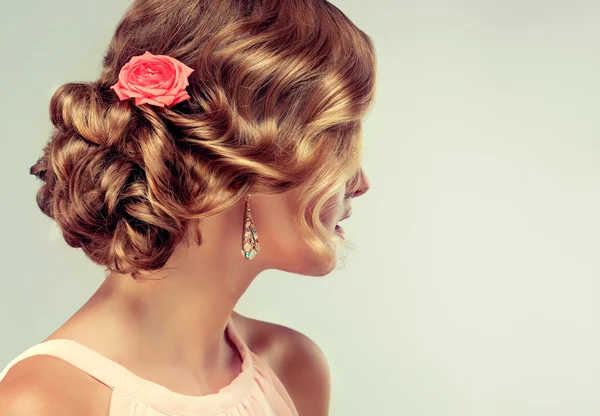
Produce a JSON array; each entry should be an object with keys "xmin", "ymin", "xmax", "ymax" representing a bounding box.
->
[
  {"xmin": 259, "ymin": 187, "xmax": 344, "ymax": 255},
  {"xmin": 254, "ymin": 192, "xmax": 308, "ymax": 257},
  {"xmin": 253, "ymin": 187, "xmax": 345, "ymax": 276}
]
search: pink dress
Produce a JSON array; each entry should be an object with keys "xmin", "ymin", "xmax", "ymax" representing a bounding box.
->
[{"xmin": 0, "ymin": 316, "xmax": 299, "ymax": 415}]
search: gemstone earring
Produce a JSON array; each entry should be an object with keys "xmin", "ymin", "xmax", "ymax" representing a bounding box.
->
[{"xmin": 241, "ymin": 193, "xmax": 260, "ymax": 260}]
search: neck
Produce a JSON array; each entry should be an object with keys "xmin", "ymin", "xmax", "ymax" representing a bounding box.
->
[{"xmin": 79, "ymin": 214, "xmax": 265, "ymax": 387}]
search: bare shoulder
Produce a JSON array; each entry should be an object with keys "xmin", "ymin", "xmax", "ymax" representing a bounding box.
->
[
  {"xmin": 232, "ymin": 311, "xmax": 331, "ymax": 415},
  {"xmin": 0, "ymin": 355, "xmax": 110, "ymax": 415}
]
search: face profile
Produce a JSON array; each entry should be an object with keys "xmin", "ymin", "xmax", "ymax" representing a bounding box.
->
[{"xmin": 249, "ymin": 166, "xmax": 372, "ymax": 277}]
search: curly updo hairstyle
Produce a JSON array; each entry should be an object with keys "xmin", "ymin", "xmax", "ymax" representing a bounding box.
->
[{"xmin": 30, "ymin": 0, "xmax": 377, "ymax": 279}]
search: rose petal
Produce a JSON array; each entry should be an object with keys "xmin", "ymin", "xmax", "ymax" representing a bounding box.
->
[
  {"xmin": 156, "ymin": 73, "xmax": 175, "ymax": 90},
  {"xmin": 171, "ymin": 92, "xmax": 191, "ymax": 106},
  {"xmin": 117, "ymin": 62, "xmax": 133, "ymax": 88},
  {"xmin": 136, "ymin": 95, "xmax": 165, "ymax": 107},
  {"xmin": 153, "ymin": 94, "xmax": 176, "ymax": 106}
]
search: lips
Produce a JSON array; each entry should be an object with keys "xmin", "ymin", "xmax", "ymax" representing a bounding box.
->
[
  {"xmin": 335, "ymin": 209, "xmax": 351, "ymax": 239},
  {"xmin": 334, "ymin": 224, "xmax": 345, "ymax": 239}
]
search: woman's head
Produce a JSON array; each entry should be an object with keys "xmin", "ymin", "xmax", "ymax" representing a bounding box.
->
[{"xmin": 31, "ymin": 0, "xmax": 376, "ymax": 279}]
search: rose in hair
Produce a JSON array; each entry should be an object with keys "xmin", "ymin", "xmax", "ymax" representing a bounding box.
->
[{"xmin": 110, "ymin": 51, "xmax": 194, "ymax": 108}]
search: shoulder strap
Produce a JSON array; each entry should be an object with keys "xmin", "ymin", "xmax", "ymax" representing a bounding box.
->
[{"xmin": 0, "ymin": 339, "xmax": 134, "ymax": 389}]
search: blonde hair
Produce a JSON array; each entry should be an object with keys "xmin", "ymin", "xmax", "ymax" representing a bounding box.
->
[{"xmin": 30, "ymin": 0, "xmax": 377, "ymax": 278}]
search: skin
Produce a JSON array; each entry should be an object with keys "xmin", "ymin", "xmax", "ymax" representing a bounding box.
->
[{"xmin": 0, "ymin": 168, "xmax": 370, "ymax": 415}]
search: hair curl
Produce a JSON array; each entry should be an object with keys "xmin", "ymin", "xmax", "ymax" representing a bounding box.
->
[{"xmin": 30, "ymin": 0, "xmax": 377, "ymax": 278}]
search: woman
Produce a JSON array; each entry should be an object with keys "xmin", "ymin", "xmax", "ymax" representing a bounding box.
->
[{"xmin": 0, "ymin": 0, "xmax": 375, "ymax": 414}]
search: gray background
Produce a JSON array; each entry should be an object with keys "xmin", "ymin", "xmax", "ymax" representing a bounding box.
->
[{"xmin": 1, "ymin": 0, "xmax": 599, "ymax": 415}]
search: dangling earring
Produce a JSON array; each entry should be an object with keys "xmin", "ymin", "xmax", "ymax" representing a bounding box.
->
[{"xmin": 241, "ymin": 193, "xmax": 260, "ymax": 260}]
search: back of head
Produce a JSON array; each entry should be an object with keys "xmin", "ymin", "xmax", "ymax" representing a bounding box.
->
[{"xmin": 30, "ymin": 0, "xmax": 377, "ymax": 278}]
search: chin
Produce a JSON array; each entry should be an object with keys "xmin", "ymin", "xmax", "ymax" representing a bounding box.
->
[
  {"xmin": 269, "ymin": 232, "xmax": 340, "ymax": 276},
  {"xmin": 292, "ymin": 249, "xmax": 338, "ymax": 277}
]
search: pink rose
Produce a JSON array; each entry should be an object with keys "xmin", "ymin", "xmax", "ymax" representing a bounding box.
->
[{"xmin": 110, "ymin": 51, "xmax": 195, "ymax": 108}]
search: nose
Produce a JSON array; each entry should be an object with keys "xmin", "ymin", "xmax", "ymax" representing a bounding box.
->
[{"xmin": 350, "ymin": 168, "xmax": 370, "ymax": 198}]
